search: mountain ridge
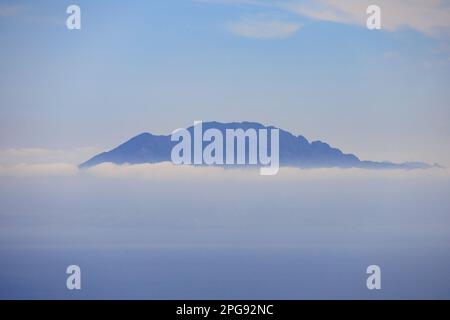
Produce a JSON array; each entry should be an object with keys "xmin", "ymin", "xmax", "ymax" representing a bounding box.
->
[{"xmin": 79, "ymin": 121, "xmax": 434, "ymax": 170}]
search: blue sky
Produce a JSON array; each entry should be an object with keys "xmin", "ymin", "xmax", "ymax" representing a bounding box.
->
[{"xmin": 1, "ymin": 0, "xmax": 449, "ymax": 165}]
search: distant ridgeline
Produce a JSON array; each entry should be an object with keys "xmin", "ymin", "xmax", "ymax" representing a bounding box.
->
[{"xmin": 80, "ymin": 121, "xmax": 434, "ymax": 171}]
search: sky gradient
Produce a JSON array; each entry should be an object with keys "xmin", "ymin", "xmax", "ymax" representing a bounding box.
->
[{"xmin": 1, "ymin": 0, "xmax": 449, "ymax": 166}]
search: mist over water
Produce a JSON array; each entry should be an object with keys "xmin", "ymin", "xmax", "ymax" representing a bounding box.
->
[{"xmin": 1, "ymin": 169, "xmax": 449, "ymax": 299}]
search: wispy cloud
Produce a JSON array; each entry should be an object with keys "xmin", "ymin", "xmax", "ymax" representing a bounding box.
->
[
  {"xmin": 0, "ymin": 4, "xmax": 63, "ymax": 26},
  {"xmin": 0, "ymin": 4, "xmax": 23, "ymax": 17},
  {"xmin": 202, "ymin": 0, "xmax": 450, "ymax": 36},
  {"xmin": 283, "ymin": 0, "xmax": 450, "ymax": 35},
  {"xmin": 226, "ymin": 17, "xmax": 301, "ymax": 39}
]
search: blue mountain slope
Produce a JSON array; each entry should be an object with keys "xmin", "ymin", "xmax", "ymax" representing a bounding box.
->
[{"xmin": 79, "ymin": 121, "xmax": 433, "ymax": 170}]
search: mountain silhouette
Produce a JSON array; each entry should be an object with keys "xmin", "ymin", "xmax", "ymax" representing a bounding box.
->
[{"xmin": 79, "ymin": 121, "xmax": 433, "ymax": 170}]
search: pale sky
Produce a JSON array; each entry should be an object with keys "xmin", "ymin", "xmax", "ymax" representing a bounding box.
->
[{"xmin": 1, "ymin": 0, "xmax": 449, "ymax": 165}]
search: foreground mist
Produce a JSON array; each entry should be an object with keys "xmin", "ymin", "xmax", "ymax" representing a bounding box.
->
[{"xmin": 0, "ymin": 168, "xmax": 449, "ymax": 299}]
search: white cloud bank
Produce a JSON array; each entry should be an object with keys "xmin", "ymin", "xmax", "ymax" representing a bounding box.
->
[
  {"xmin": 1, "ymin": 160, "xmax": 448, "ymax": 180},
  {"xmin": 84, "ymin": 162, "xmax": 450, "ymax": 181},
  {"xmin": 0, "ymin": 148, "xmax": 448, "ymax": 179},
  {"xmin": 0, "ymin": 147, "xmax": 97, "ymax": 177},
  {"xmin": 0, "ymin": 163, "xmax": 78, "ymax": 177}
]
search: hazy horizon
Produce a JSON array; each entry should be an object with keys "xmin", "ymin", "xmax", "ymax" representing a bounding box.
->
[{"xmin": 1, "ymin": 0, "xmax": 450, "ymax": 300}]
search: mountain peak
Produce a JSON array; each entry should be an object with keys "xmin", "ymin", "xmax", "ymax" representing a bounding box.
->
[{"xmin": 79, "ymin": 121, "xmax": 432, "ymax": 170}]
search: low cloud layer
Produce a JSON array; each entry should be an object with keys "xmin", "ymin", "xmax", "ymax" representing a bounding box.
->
[
  {"xmin": 1, "ymin": 160, "xmax": 448, "ymax": 180},
  {"xmin": 83, "ymin": 162, "xmax": 450, "ymax": 181},
  {"xmin": 0, "ymin": 147, "xmax": 101, "ymax": 166},
  {"xmin": 0, "ymin": 163, "xmax": 78, "ymax": 177},
  {"xmin": 0, "ymin": 148, "xmax": 448, "ymax": 179}
]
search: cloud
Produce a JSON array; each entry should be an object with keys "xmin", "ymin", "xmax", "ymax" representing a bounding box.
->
[
  {"xmin": 0, "ymin": 147, "xmax": 99, "ymax": 177},
  {"xmin": 203, "ymin": 0, "xmax": 450, "ymax": 36},
  {"xmin": 283, "ymin": 0, "xmax": 450, "ymax": 35},
  {"xmin": 226, "ymin": 17, "xmax": 301, "ymax": 39},
  {"xmin": 0, "ymin": 163, "xmax": 78, "ymax": 177},
  {"xmin": 84, "ymin": 162, "xmax": 450, "ymax": 181},
  {"xmin": 196, "ymin": 0, "xmax": 270, "ymax": 5},
  {"xmin": 0, "ymin": 4, "xmax": 23, "ymax": 17},
  {"xmin": 0, "ymin": 4, "xmax": 64, "ymax": 26},
  {"xmin": 0, "ymin": 148, "xmax": 448, "ymax": 179},
  {"xmin": 85, "ymin": 162, "xmax": 270, "ymax": 181}
]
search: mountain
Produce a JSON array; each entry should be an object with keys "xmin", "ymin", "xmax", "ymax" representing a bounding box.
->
[{"xmin": 79, "ymin": 121, "xmax": 433, "ymax": 170}]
